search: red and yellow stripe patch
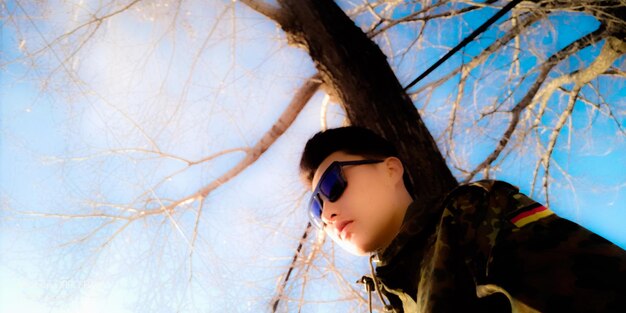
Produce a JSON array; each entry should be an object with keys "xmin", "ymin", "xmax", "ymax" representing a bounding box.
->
[{"xmin": 510, "ymin": 204, "xmax": 554, "ymax": 228}]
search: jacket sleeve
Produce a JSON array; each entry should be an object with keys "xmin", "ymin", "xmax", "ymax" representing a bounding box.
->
[{"xmin": 454, "ymin": 181, "xmax": 626, "ymax": 313}]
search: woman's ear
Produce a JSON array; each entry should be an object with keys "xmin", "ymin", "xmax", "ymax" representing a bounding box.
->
[{"xmin": 384, "ymin": 156, "xmax": 404, "ymax": 182}]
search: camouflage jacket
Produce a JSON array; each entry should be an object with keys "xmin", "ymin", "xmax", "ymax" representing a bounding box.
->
[{"xmin": 374, "ymin": 180, "xmax": 626, "ymax": 312}]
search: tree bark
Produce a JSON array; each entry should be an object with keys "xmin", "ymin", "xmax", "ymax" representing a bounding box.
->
[{"xmin": 274, "ymin": 0, "xmax": 458, "ymax": 218}]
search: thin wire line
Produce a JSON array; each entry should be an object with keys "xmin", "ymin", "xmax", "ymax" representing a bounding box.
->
[{"xmin": 404, "ymin": 0, "xmax": 524, "ymax": 91}]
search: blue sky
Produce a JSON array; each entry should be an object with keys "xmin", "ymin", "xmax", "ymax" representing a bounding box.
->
[{"xmin": 1, "ymin": 1, "xmax": 625, "ymax": 312}]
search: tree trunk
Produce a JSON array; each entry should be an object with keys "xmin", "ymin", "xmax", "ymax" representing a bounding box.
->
[{"xmin": 276, "ymin": 0, "xmax": 458, "ymax": 219}]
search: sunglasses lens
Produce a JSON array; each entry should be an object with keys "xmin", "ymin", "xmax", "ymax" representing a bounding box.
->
[
  {"xmin": 307, "ymin": 163, "xmax": 348, "ymax": 229},
  {"xmin": 319, "ymin": 165, "xmax": 346, "ymax": 201},
  {"xmin": 308, "ymin": 195, "xmax": 324, "ymax": 229}
]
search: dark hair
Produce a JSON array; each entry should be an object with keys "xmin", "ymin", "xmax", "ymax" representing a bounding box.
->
[{"xmin": 299, "ymin": 126, "xmax": 413, "ymax": 194}]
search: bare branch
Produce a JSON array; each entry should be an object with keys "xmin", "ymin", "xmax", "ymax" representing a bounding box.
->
[
  {"xmin": 532, "ymin": 36, "xmax": 626, "ymax": 130},
  {"xmin": 57, "ymin": 219, "xmax": 120, "ymax": 248},
  {"xmin": 7, "ymin": 0, "xmax": 142, "ymax": 67},
  {"xmin": 575, "ymin": 85, "xmax": 626, "ymax": 136},
  {"xmin": 17, "ymin": 211, "xmax": 129, "ymax": 221},
  {"xmin": 271, "ymin": 223, "xmax": 313, "ymax": 312},
  {"xmin": 532, "ymin": 36, "xmax": 626, "ymax": 203},
  {"xmin": 464, "ymin": 26, "xmax": 608, "ymax": 182},
  {"xmin": 602, "ymin": 67, "xmax": 626, "ymax": 77},
  {"xmin": 366, "ymin": 0, "xmax": 449, "ymax": 38},
  {"xmin": 369, "ymin": 0, "xmax": 505, "ymax": 39},
  {"xmin": 136, "ymin": 74, "xmax": 320, "ymax": 218},
  {"xmin": 44, "ymin": 147, "xmax": 246, "ymax": 165},
  {"xmin": 239, "ymin": 0, "xmax": 287, "ymax": 24},
  {"xmin": 541, "ymin": 85, "xmax": 581, "ymax": 207},
  {"xmin": 410, "ymin": 12, "xmax": 543, "ymax": 96}
]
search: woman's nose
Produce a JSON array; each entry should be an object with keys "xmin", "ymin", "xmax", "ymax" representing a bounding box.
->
[{"xmin": 321, "ymin": 200, "xmax": 340, "ymax": 225}]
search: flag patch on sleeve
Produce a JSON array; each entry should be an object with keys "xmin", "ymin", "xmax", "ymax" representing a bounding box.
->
[{"xmin": 509, "ymin": 203, "xmax": 554, "ymax": 228}]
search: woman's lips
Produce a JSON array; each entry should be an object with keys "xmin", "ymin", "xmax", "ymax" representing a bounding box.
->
[{"xmin": 337, "ymin": 220, "xmax": 353, "ymax": 239}]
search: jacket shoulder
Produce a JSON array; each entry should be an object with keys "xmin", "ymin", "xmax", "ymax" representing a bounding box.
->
[
  {"xmin": 462, "ymin": 179, "xmax": 519, "ymax": 194},
  {"xmin": 443, "ymin": 180, "xmax": 519, "ymax": 214},
  {"xmin": 444, "ymin": 180, "xmax": 554, "ymax": 228}
]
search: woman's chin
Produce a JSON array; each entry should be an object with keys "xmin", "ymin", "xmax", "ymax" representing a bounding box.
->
[{"xmin": 338, "ymin": 238, "xmax": 375, "ymax": 256}]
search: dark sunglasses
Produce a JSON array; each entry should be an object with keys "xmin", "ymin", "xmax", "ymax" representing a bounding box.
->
[{"xmin": 308, "ymin": 159, "xmax": 383, "ymax": 229}]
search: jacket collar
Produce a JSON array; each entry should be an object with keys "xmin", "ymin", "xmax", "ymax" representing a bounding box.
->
[{"xmin": 376, "ymin": 201, "xmax": 431, "ymax": 266}]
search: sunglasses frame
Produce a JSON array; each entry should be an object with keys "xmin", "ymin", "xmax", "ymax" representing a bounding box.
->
[{"xmin": 308, "ymin": 159, "xmax": 383, "ymax": 229}]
